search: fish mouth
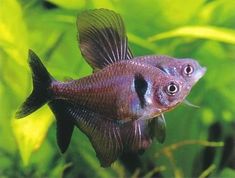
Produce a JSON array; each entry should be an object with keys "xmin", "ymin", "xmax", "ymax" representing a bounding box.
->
[
  {"xmin": 201, "ymin": 66, "xmax": 207, "ymax": 75},
  {"xmin": 195, "ymin": 66, "xmax": 207, "ymax": 81}
]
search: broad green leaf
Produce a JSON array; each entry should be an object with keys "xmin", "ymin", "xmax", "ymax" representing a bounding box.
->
[
  {"xmin": 11, "ymin": 107, "xmax": 53, "ymax": 166},
  {"xmin": 0, "ymin": 0, "xmax": 28, "ymax": 68},
  {"xmin": 0, "ymin": 0, "xmax": 58, "ymax": 168},
  {"xmin": 0, "ymin": 23, "xmax": 14, "ymax": 47},
  {"xmin": 148, "ymin": 26, "xmax": 235, "ymax": 45},
  {"xmin": 2, "ymin": 58, "xmax": 28, "ymax": 97}
]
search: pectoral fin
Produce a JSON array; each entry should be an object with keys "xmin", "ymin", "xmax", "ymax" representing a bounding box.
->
[
  {"xmin": 149, "ymin": 114, "xmax": 166, "ymax": 143},
  {"xmin": 183, "ymin": 99, "xmax": 200, "ymax": 108},
  {"xmin": 77, "ymin": 9, "xmax": 133, "ymax": 70},
  {"xmin": 122, "ymin": 119, "xmax": 152, "ymax": 153}
]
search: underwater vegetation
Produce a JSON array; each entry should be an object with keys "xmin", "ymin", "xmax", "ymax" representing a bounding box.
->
[{"xmin": 1, "ymin": 0, "xmax": 235, "ymax": 177}]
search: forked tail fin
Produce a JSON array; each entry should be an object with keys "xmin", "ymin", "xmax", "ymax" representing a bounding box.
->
[{"xmin": 16, "ymin": 49, "xmax": 54, "ymax": 118}]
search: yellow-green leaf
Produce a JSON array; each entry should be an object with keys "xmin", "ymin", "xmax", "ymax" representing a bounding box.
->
[
  {"xmin": 12, "ymin": 107, "xmax": 53, "ymax": 166},
  {"xmin": 127, "ymin": 32, "xmax": 159, "ymax": 53},
  {"xmin": 0, "ymin": 0, "xmax": 28, "ymax": 68},
  {"xmin": 148, "ymin": 26, "xmax": 235, "ymax": 44},
  {"xmin": 219, "ymin": 168, "xmax": 235, "ymax": 178},
  {"xmin": 47, "ymin": 0, "xmax": 85, "ymax": 9},
  {"xmin": 92, "ymin": 0, "xmax": 115, "ymax": 10},
  {"xmin": 157, "ymin": 0, "xmax": 204, "ymax": 25}
]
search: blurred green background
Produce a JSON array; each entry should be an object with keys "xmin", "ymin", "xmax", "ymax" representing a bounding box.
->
[{"xmin": 1, "ymin": 0, "xmax": 235, "ymax": 177}]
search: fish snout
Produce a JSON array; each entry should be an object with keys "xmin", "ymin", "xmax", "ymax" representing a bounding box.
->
[{"xmin": 194, "ymin": 66, "xmax": 207, "ymax": 82}]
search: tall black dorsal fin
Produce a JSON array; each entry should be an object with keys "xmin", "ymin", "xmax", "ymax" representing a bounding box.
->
[
  {"xmin": 48, "ymin": 100, "xmax": 75, "ymax": 153},
  {"xmin": 49, "ymin": 99, "xmax": 123, "ymax": 167},
  {"xmin": 77, "ymin": 9, "xmax": 133, "ymax": 70}
]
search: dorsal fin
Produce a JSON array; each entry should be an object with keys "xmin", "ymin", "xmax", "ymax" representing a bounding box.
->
[{"xmin": 77, "ymin": 9, "xmax": 133, "ymax": 70}]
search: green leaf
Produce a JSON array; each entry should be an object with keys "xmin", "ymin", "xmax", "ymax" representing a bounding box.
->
[
  {"xmin": 1, "ymin": 0, "xmax": 55, "ymax": 167},
  {"xmin": 127, "ymin": 32, "xmax": 159, "ymax": 53},
  {"xmin": 77, "ymin": 138, "xmax": 115, "ymax": 178},
  {"xmin": 219, "ymin": 168, "xmax": 235, "ymax": 178},
  {"xmin": 0, "ymin": 0, "xmax": 28, "ymax": 68},
  {"xmin": 47, "ymin": 0, "xmax": 85, "ymax": 9},
  {"xmin": 49, "ymin": 162, "xmax": 72, "ymax": 178},
  {"xmin": 91, "ymin": 0, "xmax": 115, "ymax": 10},
  {"xmin": 11, "ymin": 107, "xmax": 53, "ymax": 166},
  {"xmin": 157, "ymin": 0, "xmax": 204, "ymax": 25},
  {"xmin": 148, "ymin": 26, "xmax": 235, "ymax": 45}
]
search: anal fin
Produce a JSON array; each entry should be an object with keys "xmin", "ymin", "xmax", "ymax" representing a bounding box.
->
[
  {"xmin": 49, "ymin": 100, "xmax": 124, "ymax": 167},
  {"xmin": 70, "ymin": 106, "xmax": 124, "ymax": 167},
  {"xmin": 48, "ymin": 99, "xmax": 157, "ymax": 167},
  {"xmin": 49, "ymin": 100, "xmax": 74, "ymax": 153}
]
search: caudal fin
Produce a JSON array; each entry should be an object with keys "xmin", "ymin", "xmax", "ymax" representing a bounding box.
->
[{"xmin": 16, "ymin": 49, "xmax": 54, "ymax": 118}]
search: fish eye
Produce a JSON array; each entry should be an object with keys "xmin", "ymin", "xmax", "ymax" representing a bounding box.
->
[
  {"xmin": 166, "ymin": 82, "xmax": 179, "ymax": 95},
  {"xmin": 183, "ymin": 64, "xmax": 194, "ymax": 76}
]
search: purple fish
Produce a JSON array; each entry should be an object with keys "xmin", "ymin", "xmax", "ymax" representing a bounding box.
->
[
  {"xmin": 16, "ymin": 49, "xmax": 192, "ymax": 167},
  {"xmin": 15, "ymin": 9, "xmax": 206, "ymax": 168},
  {"xmin": 77, "ymin": 9, "xmax": 206, "ymax": 144}
]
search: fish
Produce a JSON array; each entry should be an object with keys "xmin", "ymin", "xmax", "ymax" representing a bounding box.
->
[
  {"xmin": 76, "ymin": 8, "xmax": 207, "ymax": 143},
  {"xmin": 15, "ymin": 8, "xmax": 206, "ymax": 167},
  {"xmin": 16, "ymin": 49, "xmax": 192, "ymax": 167}
]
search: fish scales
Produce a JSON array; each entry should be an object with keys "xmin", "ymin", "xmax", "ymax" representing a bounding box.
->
[{"xmin": 51, "ymin": 61, "xmax": 173, "ymax": 121}]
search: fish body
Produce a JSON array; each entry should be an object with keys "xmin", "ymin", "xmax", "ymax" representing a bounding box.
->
[
  {"xmin": 51, "ymin": 60, "xmax": 190, "ymax": 122},
  {"xmin": 16, "ymin": 50, "xmax": 191, "ymax": 167}
]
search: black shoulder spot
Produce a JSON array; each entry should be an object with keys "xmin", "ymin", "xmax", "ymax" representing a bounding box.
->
[{"xmin": 134, "ymin": 73, "xmax": 148, "ymax": 108}]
